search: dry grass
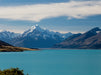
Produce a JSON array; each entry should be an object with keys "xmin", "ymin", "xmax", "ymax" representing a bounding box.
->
[{"xmin": 0, "ymin": 46, "xmax": 39, "ymax": 52}]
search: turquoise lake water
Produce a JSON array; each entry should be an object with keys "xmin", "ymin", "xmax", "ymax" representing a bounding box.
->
[{"xmin": 0, "ymin": 49, "xmax": 101, "ymax": 75}]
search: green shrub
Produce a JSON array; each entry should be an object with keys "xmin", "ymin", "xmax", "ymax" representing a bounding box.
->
[{"xmin": 0, "ymin": 68, "xmax": 28, "ymax": 75}]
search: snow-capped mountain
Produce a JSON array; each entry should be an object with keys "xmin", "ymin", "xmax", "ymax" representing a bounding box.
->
[
  {"xmin": 22, "ymin": 25, "xmax": 71, "ymax": 40},
  {"xmin": 0, "ymin": 31, "xmax": 20, "ymax": 43},
  {"xmin": 10, "ymin": 25, "xmax": 73, "ymax": 48}
]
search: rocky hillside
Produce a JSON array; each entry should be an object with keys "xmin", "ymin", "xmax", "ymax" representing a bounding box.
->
[{"xmin": 53, "ymin": 27, "xmax": 101, "ymax": 49}]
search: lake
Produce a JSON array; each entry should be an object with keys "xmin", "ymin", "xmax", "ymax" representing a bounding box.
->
[{"xmin": 0, "ymin": 49, "xmax": 101, "ymax": 75}]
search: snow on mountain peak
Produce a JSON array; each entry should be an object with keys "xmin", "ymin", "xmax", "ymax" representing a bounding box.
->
[
  {"xmin": 30, "ymin": 24, "xmax": 42, "ymax": 32},
  {"xmin": 31, "ymin": 24, "xmax": 39, "ymax": 29},
  {"xmin": 22, "ymin": 25, "xmax": 73, "ymax": 39},
  {"xmin": 22, "ymin": 24, "xmax": 43, "ymax": 37},
  {"xmin": 30, "ymin": 24, "xmax": 37, "ymax": 30}
]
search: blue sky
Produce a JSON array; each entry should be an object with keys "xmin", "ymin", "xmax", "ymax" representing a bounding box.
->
[{"xmin": 0, "ymin": 0, "xmax": 101, "ymax": 33}]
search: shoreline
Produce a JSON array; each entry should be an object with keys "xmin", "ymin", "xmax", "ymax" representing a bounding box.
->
[{"xmin": 0, "ymin": 46, "xmax": 39, "ymax": 52}]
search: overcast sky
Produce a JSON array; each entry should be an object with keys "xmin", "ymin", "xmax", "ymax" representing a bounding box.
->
[{"xmin": 0, "ymin": 0, "xmax": 101, "ymax": 33}]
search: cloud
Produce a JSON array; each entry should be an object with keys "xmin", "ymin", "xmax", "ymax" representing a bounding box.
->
[{"xmin": 0, "ymin": 1, "xmax": 101, "ymax": 22}]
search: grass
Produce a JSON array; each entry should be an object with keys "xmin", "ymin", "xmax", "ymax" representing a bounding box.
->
[{"xmin": 0, "ymin": 46, "xmax": 39, "ymax": 52}]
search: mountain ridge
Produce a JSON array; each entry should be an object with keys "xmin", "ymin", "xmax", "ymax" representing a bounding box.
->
[
  {"xmin": 9, "ymin": 25, "xmax": 73, "ymax": 48},
  {"xmin": 0, "ymin": 30, "xmax": 21, "ymax": 43},
  {"xmin": 53, "ymin": 27, "xmax": 101, "ymax": 49}
]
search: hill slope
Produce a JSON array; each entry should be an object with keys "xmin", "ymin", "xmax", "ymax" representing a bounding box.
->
[
  {"xmin": 0, "ymin": 40, "xmax": 11, "ymax": 46},
  {"xmin": 0, "ymin": 40, "xmax": 38, "ymax": 52},
  {"xmin": 53, "ymin": 27, "xmax": 101, "ymax": 49}
]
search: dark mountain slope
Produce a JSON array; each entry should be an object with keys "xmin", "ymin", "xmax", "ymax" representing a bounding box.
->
[
  {"xmin": 0, "ymin": 40, "xmax": 11, "ymax": 46},
  {"xmin": 53, "ymin": 27, "xmax": 101, "ymax": 49}
]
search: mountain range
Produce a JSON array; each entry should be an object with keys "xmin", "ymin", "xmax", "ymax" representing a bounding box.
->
[
  {"xmin": 0, "ymin": 31, "xmax": 20, "ymax": 43},
  {"xmin": 0, "ymin": 26, "xmax": 101, "ymax": 49},
  {"xmin": 53, "ymin": 27, "xmax": 101, "ymax": 49},
  {"xmin": 0, "ymin": 25, "xmax": 72, "ymax": 48}
]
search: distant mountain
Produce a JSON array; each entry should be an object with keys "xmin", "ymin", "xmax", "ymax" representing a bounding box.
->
[
  {"xmin": 0, "ymin": 31, "xmax": 20, "ymax": 43},
  {"xmin": 10, "ymin": 25, "xmax": 73, "ymax": 48},
  {"xmin": 53, "ymin": 27, "xmax": 101, "ymax": 49},
  {"xmin": 0, "ymin": 40, "xmax": 11, "ymax": 46}
]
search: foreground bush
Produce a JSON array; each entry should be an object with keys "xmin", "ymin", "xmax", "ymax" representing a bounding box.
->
[{"xmin": 0, "ymin": 68, "xmax": 27, "ymax": 75}]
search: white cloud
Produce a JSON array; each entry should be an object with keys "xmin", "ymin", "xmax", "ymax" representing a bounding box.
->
[{"xmin": 0, "ymin": 1, "xmax": 101, "ymax": 22}]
